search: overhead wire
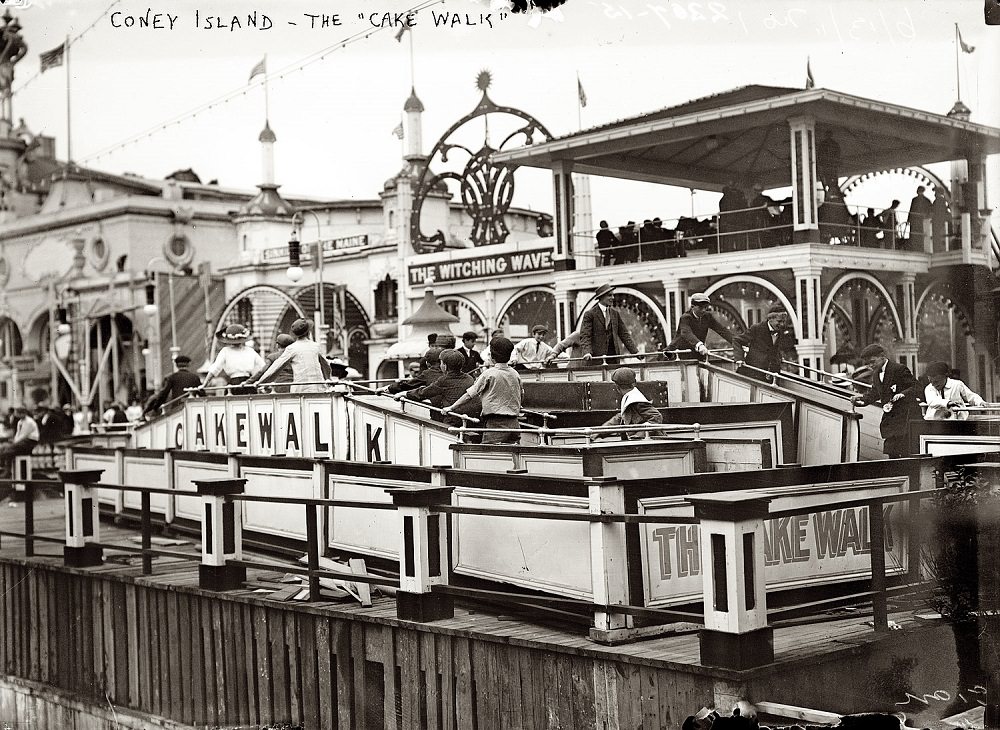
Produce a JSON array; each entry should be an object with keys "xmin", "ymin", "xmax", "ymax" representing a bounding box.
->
[{"xmin": 79, "ymin": 0, "xmax": 445, "ymax": 164}]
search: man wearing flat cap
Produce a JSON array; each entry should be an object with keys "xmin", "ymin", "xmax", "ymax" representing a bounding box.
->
[
  {"xmin": 579, "ymin": 284, "xmax": 639, "ymax": 363},
  {"xmin": 512, "ymin": 324, "xmax": 554, "ymax": 370},
  {"xmin": 667, "ymin": 293, "xmax": 743, "ymax": 362},
  {"xmin": 734, "ymin": 303, "xmax": 797, "ymax": 382},
  {"xmin": 143, "ymin": 355, "xmax": 203, "ymax": 417}
]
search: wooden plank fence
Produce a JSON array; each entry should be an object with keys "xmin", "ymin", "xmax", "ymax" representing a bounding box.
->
[{"xmin": 0, "ymin": 561, "xmax": 716, "ymax": 728}]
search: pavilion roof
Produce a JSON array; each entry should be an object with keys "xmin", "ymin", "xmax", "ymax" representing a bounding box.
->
[{"xmin": 492, "ymin": 86, "xmax": 1000, "ymax": 191}]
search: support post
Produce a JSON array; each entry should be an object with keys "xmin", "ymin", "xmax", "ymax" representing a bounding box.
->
[
  {"xmin": 551, "ymin": 159, "xmax": 577, "ymax": 271},
  {"xmin": 970, "ymin": 464, "xmax": 1000, "ymax": 730},
  {"xmin": 387, "ymin": 470, "xmax": 454, "ymax": 622},
  {"xmin": 688, "ymin": 492, "xmax": 773, "ymax": 670},
  {"xmin": 195, "ymin": 477, "xmax": 247, "ymax": 591},
  {"xmin": 788, "ymin": 116, "xmax": 820, "ymax": 244},
  {"xmin": 793, "ymin": 267, "xmax": 824, "ymax": 377},
  {"xmin": 588, "ymin": 477, "xmax": 633, "ymax": 643},
  {"xmin": 59, "ymin": 469, "xmax": 105, "ymax": 567}
]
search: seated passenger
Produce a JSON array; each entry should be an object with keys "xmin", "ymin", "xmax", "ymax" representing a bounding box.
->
[
  {"xmin": 923, "ymin": 361, "xmax": 986, "ymax": 420},
  {"xmin": 599, "ymin": 367, "xmax": 668, "ymax": 439},
  {"xmin": 383, "ymin": 348, "xmax": 444, "ymax": 394},
  {"xmin": 0, "ymin": 406, "xmax": 39, "ymax": 477}
]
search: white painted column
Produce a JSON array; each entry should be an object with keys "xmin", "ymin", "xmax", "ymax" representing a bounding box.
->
[
  {"xmin": 789, "ymin": 116, "xmax": 820, "ymax": 244},
  {"xmin": 196, "ymin": 477, "xmax": 246, "ymax": 591},
  {"xmin": 662, "ymin": 281, "xmax": 689, "ymax": 343},
  {"xmin": 688, "ymin": 492, "xmax": 773, "ymax": 670},
  {"xmin": 895, "ymin": 273, "xmax": 918, "ymax": 373},
  {"xmin": 588, "ymin": 477, "xmax": 633, "ymax": 641},
  {"xmin": 387, "ymin": 469, "xmax": 454, "ymax": 622},
  {"xmin": 60, "ymin": 468, "xmax": 104, "ymax": 567},
  {"xmin": 554, "ymin": 287, "xmax": 576, "ymax": 341},
  {"xmin": 551, "ymin": 160, "xmax": 576, "ymax": 270},
  {"xmin": 794, "ymin": 267, "xmax": 824, "ymax": 377}
]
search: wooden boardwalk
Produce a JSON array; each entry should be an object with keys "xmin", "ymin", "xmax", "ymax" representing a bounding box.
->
[{"xmin": 0, "ymin": 497, "xmax": 951, "ymax": 729}]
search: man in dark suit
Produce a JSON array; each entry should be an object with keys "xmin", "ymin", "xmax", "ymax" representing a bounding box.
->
[
  {"xmin": 667, "ymin": 293, "xmax": 743, "ymax": 361},
  {"xmin": 735, "ymin": 304, "xmax": 797, "ymax": 381},
  {"xmin": 579, "ymin": 283, "xmax": 639, "ymax": 363},
  {"xmin": 595, "ymin": 221, "xmax": 619, "ymax": 267},
  {"xmin": 851, "ymin": 343, "xmax": 922, "ymax": 458},
  {"xmin": 143, "ymin": 355, "xmax": 203, "ymax": 417},
  {"xmin": 458, "ymin": 331, "xmax": 485, "ymax": 374}
]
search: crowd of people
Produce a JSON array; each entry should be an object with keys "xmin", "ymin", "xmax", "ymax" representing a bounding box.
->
[
  {"xmin": 591, "ymin": 184, "xmax": 952, "ymax": 266},
  {"xmin": 1, "ymin": 285, "xmax": 989, "ymax": 468}
]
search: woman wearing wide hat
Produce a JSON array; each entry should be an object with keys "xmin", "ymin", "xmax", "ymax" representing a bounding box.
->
[{"xmin": 202, "ymin": 324, "xmax": 265, "ymax": 394}]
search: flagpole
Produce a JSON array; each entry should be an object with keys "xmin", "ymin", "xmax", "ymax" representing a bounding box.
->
[
  {"xmin": 576, "ymin": 72, "xmax": 582, "ymax": 131},
  {"xmin": 263, "ymin": 54, "xmax": 270, "ymax": 121},
  {"xmin": 954, "ymin": 23, "xmax": 961, "ymax": 101},
  {"xmin": 408, "ymin": 28, "xmax": 415, "ymax": 88},
  {"xmin": 65, "ymin": 35, "xmax": 71, "ymax": 162}
]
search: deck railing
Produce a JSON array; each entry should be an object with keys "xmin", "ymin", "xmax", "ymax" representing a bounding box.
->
[{"xmin": 6, "ymin": 449, "xmax": 989, "ymax": 671}]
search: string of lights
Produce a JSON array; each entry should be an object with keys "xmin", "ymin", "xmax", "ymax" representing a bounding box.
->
[
  {"xmin": 80, "ymin": 0, "xmax": 445, "ymax": 165},
  {"xmin": 10, "ymin": 0, "xmax": 122, "ymax": 98}
]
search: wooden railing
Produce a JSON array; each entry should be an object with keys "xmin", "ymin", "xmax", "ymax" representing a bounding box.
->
[{"xmin": 4, "ymin": 449, "xmax": 991, "ymax": 674}]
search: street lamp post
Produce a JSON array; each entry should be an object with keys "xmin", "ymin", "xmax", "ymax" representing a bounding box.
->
[
  {"xmin": 144, "ymin": 256, "xmax": 179, "ymax": 359},
  {"xmin": 288, "ymin": 210, "xmax": 326, "ymax": 349}
]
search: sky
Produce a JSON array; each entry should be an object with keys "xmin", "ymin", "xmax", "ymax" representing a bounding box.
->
[{"xmin": 9, "ymin": 0, "xmax": 999, "ymax": 228}]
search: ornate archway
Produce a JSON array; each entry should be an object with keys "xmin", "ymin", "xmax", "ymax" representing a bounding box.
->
[
  {"xmin": 497, "ymin": 288, "xmax": 556, "ymax": 343},
  {"xmin": 216, "ymin": 285, "xmax": 306, "ymax": 356},
  {"xmin": 821, "ymin": 274, "xmax": 903, "ymax": 364},
  {"xmin": 277, "ymin": 284, "xmax": 372, "ymax": 376},
  {"xmin": 704, "ymin": 276, "xmax": 799, "ymax": 339},
  {"xmin": 576, "ymin": 288, "xmax": 669, "ymax": 354},
  {"xmin": 915, "ymin": 283, "xmax": 976, "ymax": 383},
  {"xmin": 410, "ymin": 70, "xmax": 554, "ymax": 253},
  {"xmin": 439, "ymin": 296, "xmax": 487, "ymax": 337}
]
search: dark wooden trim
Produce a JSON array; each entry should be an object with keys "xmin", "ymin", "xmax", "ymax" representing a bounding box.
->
[
  {"xmin": 444, "ymin": 470, "xmax": 590, "ymax": 498},
  {"xmin": 322, "ymin": 459, "xmax": 435, "ymax": 484},
  {"xmin": 121, "ymin": 448, "xmax": 167, "ymax": 459},
  {"xmin": 172, "ymin": 451, "xmax": 230, "ymax": 465},
  {"xmin": 238, "ymin": 456, "xmax": 317, "ymax": 472}
]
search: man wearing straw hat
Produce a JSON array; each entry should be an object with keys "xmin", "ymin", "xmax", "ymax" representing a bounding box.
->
[
  {"xmin": 143, "ymin": 355, "xmax": 202, "ymax": 417},
  {"xmin": 579, "ymin": 284, "xmax": 639, "ymax": 363}
]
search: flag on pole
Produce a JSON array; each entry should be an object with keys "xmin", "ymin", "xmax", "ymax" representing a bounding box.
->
[
  {"xmin": 248, "ymin": 55, "xmax": 267, "ymax": 82},
  {"xmin": 39, "ymin": 43, "xmax": 65, "ymax": 73},
  {"xmin": 805, "ymin": 58, "xmax": 815, "ymax": 89},
  {"xmin": 956, "ymin": 25, "xmax": 975, "ymax": 53},
  {"xmin": 577, "ymin": 76, "xmax": 587, "ymax": 108},
  {"xmin": 395, "ymin": 24, "xmax": 411, "ymax": 42},
  {"xmin": 392, "ymin": 122, "xmax": 404, "ymax": 139}
]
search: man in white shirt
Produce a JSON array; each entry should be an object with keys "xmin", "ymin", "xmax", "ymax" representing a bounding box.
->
[
  {"xmin": 255, "ymin": 318, "xmax": 332, "ymax": 394},
  {"xmin": 511, "ymin": 325, "xmax": 554, "ymax": 370},
  {"xmin": 923, "ymin": 361, "xmax": 986, "ymax": 420},
  {"xmin": 0, "ymin": 406, "xmax": 39, "ymax": 476}
]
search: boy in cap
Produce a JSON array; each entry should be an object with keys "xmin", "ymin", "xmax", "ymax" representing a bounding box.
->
[
  {"xmin": 922, "ymin": 361, "xmax": 986, "ymax": 420},
  {"xmin": 397, "ymin": 349, "xmax": 482, "ymax": 426},
  {"xmin": 599, "ymin": 367, "xmax": 667, "ymax": 439},
  {"xmin": 511, "ymin": 324, "xmax": 553, "ymax": 370},
  {"xmin": 734, "ymin": 303, "xmax": 796, "ymax": 382},
  {"xmin": 444, "ymin": 337, "xmax": 523, "ymax": 444},
  {"xmin": 246, "ymin": 334, "xmax": 296, "ymax": 393},
  {"xmin": 384, "ymin": 347, "xmax": 444, "ymax": 394}
]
